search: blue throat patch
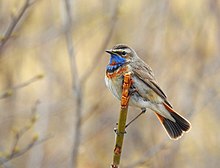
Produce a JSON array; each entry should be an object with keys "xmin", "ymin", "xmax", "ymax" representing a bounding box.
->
[{"xmin": 106, "ymin": 54, "xmax": 126, "ymax": 73}]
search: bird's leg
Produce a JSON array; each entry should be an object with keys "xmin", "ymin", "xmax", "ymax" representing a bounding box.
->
[
  {"xmin": 114, "ymin": 100, "xmax": 144, "ymax": 135},
  {"xmin": 114, "ymin": 84, "xmax": 143, "ymax": 133},
  {"xmin": 125, "ymin": 108, "xmax": 146, "ymax": 128}
]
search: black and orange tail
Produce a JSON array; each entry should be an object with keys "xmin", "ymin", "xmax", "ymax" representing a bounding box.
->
[{"xmin": 155, "ymin": 103, "xmax": 191, "ymax": 140}]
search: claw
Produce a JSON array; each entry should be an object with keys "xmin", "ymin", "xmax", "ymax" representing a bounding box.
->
[
  {"xmin": 141, "ymin": 108, "xmax": 146, "ymax": 113},
  {"xmin": 129, "ymin": 87, "xmax": 138, "ymax": 95},
  {"xmin": 114, "ymin": 128, "xmax": 127, "ymax": 135}
]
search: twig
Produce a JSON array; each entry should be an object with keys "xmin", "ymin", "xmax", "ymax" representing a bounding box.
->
[
  {"xmin": 63, "ymin": 1, "xmax": 120, "ymax": 167},
  {"xmin": 0, "ymin": 74, "xmax": 44, "ymax": 99},
  {"xmin": 63, "ymin": 1, "xmax": 82, "ymax": 168},
  {"xmin": 111, "ymin": 72, "xmax": 132, "ymax": 168},
  {"xmin": 0, "ymin": 0, "xmax": 38, "ymax": 53},
  {"xmin": 0, "ymin": 101, "xmax": 50, "ymax": 166},
  {"xmin": 8, "ymin": 101, "xmax": 40, "ymax": 159},
  {"xmin": 0, "ymin": 137, "xmax": 50, "ymax": 165},
  {"xmin": 124, "ymin": 138, "xmax": 168, "ymax": 168}
]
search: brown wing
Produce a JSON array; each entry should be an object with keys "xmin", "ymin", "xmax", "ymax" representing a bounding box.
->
[{"xmin": 131, "ymin": 59, "xmax": 172, "ymax": 107}]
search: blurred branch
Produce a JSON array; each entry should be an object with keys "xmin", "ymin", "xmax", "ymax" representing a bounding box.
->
[
  {"xmin": 111, "ymin": 73, "xmax": 132, "ymax": 168},
  {"xmin": 62, "ymin": 2, "xmax": 120, "ymax": 166},
  {"xmin": 209, "ymin": 0, "xmax": 220, "ymax": 54},
  {"xmin": 81, "ymin": 102, "xmax": 100, "ymax": 124},
  {"xmin": 63, "ymin": 0, "xmax": 82, "ymax": 168},
  {"xmin": 80, "ymin": 1, "xmax": 120, "ymax": 85},
  {"xmin": 124, "ymin": 139, "xmax": 168, "ymax": 168},
  {"xmin": 81, "ymin": 93, "xmax": 107, "ymax": 124},
  {"xmin": 0, "ymin": 137, "xmax": 49, "ymax": 166},
  {"xmin": 63, "ymin": 1, "xmax": 119, "ymax": 167},
  {"xmin": 0, "ymin": 0, "xmax": 39, "ymax": 54},
  {"xmin": 0, "ymin": 101, "xmax": 50, "ymax": 166},
  {"xmin": 0, "ymin": 74, "xmax": 44, "ymax": 99}
]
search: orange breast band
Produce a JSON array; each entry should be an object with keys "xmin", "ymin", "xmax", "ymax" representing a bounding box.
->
[{"xmin": 106, "ymin": 67, "xmax": 128, "ymax": 79}]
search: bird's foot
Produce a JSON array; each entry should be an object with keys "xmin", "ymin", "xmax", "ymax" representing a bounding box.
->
[
  {"xmin": 114, "ymin": 123, "xmax": 127, "ymax": 135},
  {"xmin": 129, "ymin": 87, "xmax": 138, "ymax": 95}
]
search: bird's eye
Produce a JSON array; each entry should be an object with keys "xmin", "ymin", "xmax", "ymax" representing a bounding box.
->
[{"xmin": 122, "ymin": 51, "xmax": 126, "ymax": 56}]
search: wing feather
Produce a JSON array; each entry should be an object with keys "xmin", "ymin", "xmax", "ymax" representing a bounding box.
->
[{"xmin": 131, "ymin": 59, "xmax": 172, "ymax": 107}]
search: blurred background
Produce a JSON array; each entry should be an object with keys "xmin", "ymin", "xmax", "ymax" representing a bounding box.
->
[{"xmin": 0, "ymin": 0, "xmax": 220, "ymax": 167}]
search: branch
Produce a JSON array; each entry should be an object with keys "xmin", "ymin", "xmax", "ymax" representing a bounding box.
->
[
  {"xmin": 111, "ymin": 72, "xmax": 132, "ymax": 168},
  {"xmin": 0, "ymin": 74, "xmax": 44, "ymax": 99},
  {"xmin": 0, "ymin": 0, "xmax": 39, "ymax": 53},
  {"xmin": 63, "ymin": 1, "xmax": 120, "ymax": 167},
  {"xmin": 124, "ymin": 138, "xmax": 168, "ymax": 168},
  {"xmin": 63, "ymin": 1, "xmax": 82, "ymax": 168},
  {"xmin": 0, "ymin": 101, "xmax": 50, "ymax": 166},
  {"xmin": 0, "ymin": 137, "xmax": 50, "ymax": 166}
]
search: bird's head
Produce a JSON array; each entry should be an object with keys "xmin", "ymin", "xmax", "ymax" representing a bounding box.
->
[{"xmin": 105, "ymin": 44, "xmax": 136, "ymax": 71}]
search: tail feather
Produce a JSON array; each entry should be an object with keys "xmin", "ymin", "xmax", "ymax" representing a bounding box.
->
[{"xmin": 155, "ymin": 103, "xmax": 191, "ymax": 140}]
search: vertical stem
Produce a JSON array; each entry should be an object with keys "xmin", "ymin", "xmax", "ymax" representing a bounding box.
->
[
  {"xmin": 111, "ymin": 72, "xmax": 132, "ymax": 168},
  {"xmin": 63, "ymin": 0, "xmax": 82, "ymax": 168}
]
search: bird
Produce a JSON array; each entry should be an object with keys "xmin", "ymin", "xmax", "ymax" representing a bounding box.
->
[{"xmin": 105, "ymin": 44, "xmax": 191, "ymax": 140}]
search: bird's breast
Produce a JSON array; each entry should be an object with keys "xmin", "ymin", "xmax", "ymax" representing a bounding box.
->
[
  {"xmin": 106, "ymin": 66, "xmax": 128, "ymax": 79},
  {"xmin": 105, "ymin": 65, "xmax": 129, "ymax": 100}
]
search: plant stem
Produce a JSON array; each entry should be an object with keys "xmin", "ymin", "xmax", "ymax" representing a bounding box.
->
[{"xmin": 111, "ymin": 72, "xmax": 132, "ymax": 168}]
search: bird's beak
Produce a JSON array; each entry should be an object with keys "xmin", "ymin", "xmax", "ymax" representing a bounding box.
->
[{"xmin": 105, "ymin": 49, "xmax": 114, "ymax": 55}]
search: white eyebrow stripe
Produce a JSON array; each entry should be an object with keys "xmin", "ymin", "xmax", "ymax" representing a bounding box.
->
[{"xmin": 113, "ymin": 48, "xmax": 131, "ymax": 53}]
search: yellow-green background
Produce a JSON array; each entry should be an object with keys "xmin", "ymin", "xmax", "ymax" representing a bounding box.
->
[{"xmin": 0, "ymin": 0, "xmax": 220, "ymax": 167}]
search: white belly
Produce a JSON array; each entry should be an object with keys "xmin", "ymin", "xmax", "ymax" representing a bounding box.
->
[
  {"xmin": 105, "ymin": 75, "xmax": 123, "ymax": 100},
  {"xmin": 105, "ymin": 74, "xmax": 152, "ymax": 108}
]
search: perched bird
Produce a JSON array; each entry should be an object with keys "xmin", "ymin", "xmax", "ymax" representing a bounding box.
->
[{"xmin": 105, "ymin": 44, "xmax": 191, "ymax": 140}]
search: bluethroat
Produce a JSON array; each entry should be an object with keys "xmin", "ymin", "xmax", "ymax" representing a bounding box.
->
[{"xmin": 105, "ymin": 44, "xmax": 191, "ymax": 139}]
